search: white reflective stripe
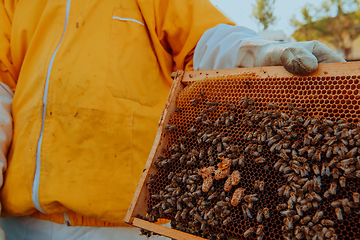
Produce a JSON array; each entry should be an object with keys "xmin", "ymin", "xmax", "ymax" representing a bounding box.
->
[
  {"xmin": 32, "ymin": 0, "xmax": 72, "ymax": 214},
  {"xmin": 112, "ymin": 16, "xmax": 144, "ymax": 26},
  {"xmin": 1, "ymin": 216, "xmax": 172, "ymax": 240}
]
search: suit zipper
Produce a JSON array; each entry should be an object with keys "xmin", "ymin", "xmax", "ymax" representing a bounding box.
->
[{"xmin": 32, "ymin": 0, "xmax": 72, "ymax": 213}]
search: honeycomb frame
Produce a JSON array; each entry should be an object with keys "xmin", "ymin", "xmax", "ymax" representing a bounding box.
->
[{"xmin": 125, "ymin": 62, "xmax": 360, "ymax": 240}]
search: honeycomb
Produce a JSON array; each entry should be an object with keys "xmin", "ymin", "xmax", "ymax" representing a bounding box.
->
[{"xmin": 145, "ymin": 72, "xmax": 360, "ymax": 240}]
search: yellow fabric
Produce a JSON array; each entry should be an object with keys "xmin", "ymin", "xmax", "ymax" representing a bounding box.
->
[{"xmin": 0, "ymin": 0, "xmax": 234, "ymax": 226}]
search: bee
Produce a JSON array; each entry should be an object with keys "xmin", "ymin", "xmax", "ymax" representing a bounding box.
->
[
  {"xmin": 353, "ymin": 192, "xmax": 359, "ymax": 204},
  {"xmin": 254, "ymin": 156, "xmax": 266, "ymax": 164},
  {"xmin": 207, "ymin": 219, "xmax": 218, "ymax": 227},
  {"xmin": 312, "ymin": 210, "xmax": 324, "ymax": 223},
  {"xmin": 295, "ymin": 232, "xmax": 304, "ymax": 240},
  {"xmin": 298, "ymin": 146, "xmax": 308, "ymax": 156},
  {"xmin": 339, "ymin": 176, "xmax": 346, "ymax": 188},
  {"xmin": 165, "ymin": 123, "xmax": 178, "ymax": 132},
  {"xmin": 301, "ymin": 202, "xmax": 312, "ymax": 212},
  {"xmin": 305, "ymin": 193, "xmax": 314, "ymax": 202},
  {"xmin": 208, "ymin": 106, "xmax": 216, "ymax": 112},
  {"xmin": 267, "ymin": 102, "xmax": 279, "ymax": 109},
  {"xmin": 313, "ymin": 150, "xmax": 322, "ymax": 162},
  {"xmin": 221, "ymin": 136, "xmax": 231, "ymax": 143},
  {"xmin": 263, "ymin": 207, "xmax": 270, "ymax": 218},
  {"xmin": 254, "ymin": 180, "xmax": 260, "ymax": 190},
  {"xmin": 277, "ymin": 185, "xmax": 286, "ymax": 196},
  {"xmin": 312, "ymin": 165, "xmax": 320, "ymax": 175},
  {"xmin": 259, "ymin": 132, "xmax": 267, "ymax": 144},
  {"xmin": 329, "ymin": 157, "xmax": 339, "ymax": 167},
  {"xmin": 225, "ymin": 117, "xmax": 230, "ymax": 127},
  {"xmin": 286, "ymin": 172, "xmax": 297, "ymax": 182},
  {"xmin": 328, "ymin": 181, "xmax": 337, "ymax": 195},
  {"xmin": 176, "ymin": 200, "xmax": 182, "ymax": 211},
  {"xmin": 311, "ymin": 192, "xmax": 322, "ymax": 202},
  {"xmin": 267, "ymin": 135, "xmax": 281, "ymax": 147},
  {"xmin": 331, "ymin": 168, "xmax": 340, "ymax": 179},
  {"xmin": 180, "ymin": 208, "xmax": 188, "ymax": 220},
  {"xmin": 325, "ymin": 228, "xmax": 335, "ymax": 239},
  {"xmin": 338, "ymin": 122, "xmax": 352, "ymax": 129},
  {"xmin": 295, "ymin": 205, "xmax": 303, "ymax": 216},
  {"xmin": 303, "ymin": 117, "xmax": 311, "ymax": 127},
  {"xmin": 216, "ymin": 142, "xmax": 222, "ymax": 153},
  {"xmin": 290, "ymin": 182, "xmax": 301, "ymax": 191},
  {"xmin": 321, "ymin": 219, "xmax": 335, "ymax": 227},
  {"xmin": 324, "ymin": 145, "xmax": 333, "ymax": 158},
  {"xmin": 241, "ymin": 204, "xmax": 253, "ymax": 218},
  {"xmin": 231, "ymin": 188, "xmax": 245, "ymax": 206},
  {"xmin": 244, "ymin": 144, "xmax": 252, "ymax": 153},
  {"xmin": 346, "ymin": 147, "xmax": 358, "ymax": 157},
  {"xmin": 282, "ymin": 166, "xmax": 292, "ymax": 175},
  {"xmin": 330, "ymin": 200, "xmax": 341, "ymax": 208},
  {"xmin": 190, "ymin": 98, "xmax": 199, "ymax": 105},
  {"xmin": 279, "ymin": 150, "xmax": 289, "ymax": 161},
  {"xmin": 280, "ymin": 209, "xmax": 296, "ymax": 217},
  {"xmin": 313, "ymin": 175, "xmax": 322, "ymax": 192},
  {"xmin": 284, "ymin": 217, "xmax": 293, "ymax": 230},
  {"xmin": 163, "ymin": 207, "xmax": 174, "ymax": 214},
  {"xmin": 244, "ymin": 227, "xmax": 255, "ymax": 238},
  {"xmin": 276, "ymin": 203, "xmax": 287, "ymax": 212},
  {"xmin": 187, "ymin": 127, "xmax": 197, "ymax": 134},
  {"xmin": 312, "ymin": 133, "xmax": 323, "ymax": 145},
  {"xmin": 343, "ymin": 205, "xmax": 351, "ymax": 215},
  {"xmin": 222, "ymin": 216, "xmax": 232, "ymax": 225},
  {"xmin": 282, "ymin": 233, "xmax": 292, "ymax": 240},
  {"xmin": 244, "ymin": 194, "xmax": 259, "ymax": 202},
  {"xmin": 308, "ymin": 146, "xmax": 316, "ymax": 158},
  {"xmin": 199, "ymin": 149, "xmax": 205, "ymax": 159},
  {"xmin": 256, "ymin": 209, "xmax": 263, "ymax": 222},
  {"xmin": 259, "ymin": 181, "xmax": 265, "ymax": 191},
  {"xmin": 274, "ymin": 160, "xmax": 283, "ymax": 171},
  {"xmin": 174, "ymin": 211, "xmax": 181, "ymax": 221},
  {"xmin": 300, "ymin": 215, "xmax": 312, "ymax": 225},
  {"xmin": 256, "ymin": 225, "xmax": 264, "ymax": 236},
  {"xmin": 303, "ymin": 134, "xmax": 312, "ymax": 146}
]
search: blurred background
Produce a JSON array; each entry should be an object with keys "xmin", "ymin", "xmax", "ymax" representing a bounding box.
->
[{"xmin": 209, "ymin": 0, "xmax": 360, "ymax": 61}]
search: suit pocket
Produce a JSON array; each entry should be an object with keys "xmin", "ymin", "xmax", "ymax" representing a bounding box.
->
[{"xmin": 107, "ymin": 8, "xmax": 160, "ymax": 107}]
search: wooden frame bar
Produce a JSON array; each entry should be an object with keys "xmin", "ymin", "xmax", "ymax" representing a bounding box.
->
[{"xmin": 125, "ymin": 62, "xmax": 360, "ymax": 240}]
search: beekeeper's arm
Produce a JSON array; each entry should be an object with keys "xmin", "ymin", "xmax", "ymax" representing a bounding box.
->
[
  {"xmin": 194, "ymin": 24, "xmax": 345, "ymax": 75},
  {"xmin": 0, "ymin": 2, "xmax": 16, "ymax": 239}
]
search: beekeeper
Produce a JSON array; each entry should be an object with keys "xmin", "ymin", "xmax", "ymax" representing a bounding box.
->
[{"xmin": 0, "ymin": 0, "xmax": 344, "ymax": 239}]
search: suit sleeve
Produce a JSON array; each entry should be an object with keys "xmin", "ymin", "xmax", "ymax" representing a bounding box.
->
[{"xmin": 152, "ymin": 0, "xmax": 235, "ymax": 71}]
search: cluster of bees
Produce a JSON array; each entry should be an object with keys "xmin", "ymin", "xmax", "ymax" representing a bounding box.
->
[{"xmin": 144, "ymin": 89, "xmax": 360, "ymax": 240}]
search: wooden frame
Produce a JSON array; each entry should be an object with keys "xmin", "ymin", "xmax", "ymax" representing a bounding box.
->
[{"xmin": 125, "ymin": 62, "xmax": 360, "ymax": 240}]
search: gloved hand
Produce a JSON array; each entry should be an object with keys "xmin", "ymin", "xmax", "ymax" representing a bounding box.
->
[
  {"xmin": 194, "ymin": 24, "xmax": 346, "ymax": 75},
  {"xmin": 237, "ymin": 39, "xmax": 346, "ymax": 75},
  {"xmin": 0, "ymin": 82, "xmax": 14, "ymax": 240},
  {"xmin": 0, "ymin": 216, "xmax": 5, "ymax": 240}
]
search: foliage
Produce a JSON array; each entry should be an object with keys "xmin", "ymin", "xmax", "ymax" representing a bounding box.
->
[
  {"xmin": 251, "ymin": 0, "xmax": 277, "ymax": 31},
  {"xmin": 291, "ymin": 0, "xmax": 360, "ymax": 59}
]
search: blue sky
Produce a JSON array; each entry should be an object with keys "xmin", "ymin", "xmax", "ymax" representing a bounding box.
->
[{"xmin": 209, "ymin": 0, "xmax": 326, "ymax": 36}]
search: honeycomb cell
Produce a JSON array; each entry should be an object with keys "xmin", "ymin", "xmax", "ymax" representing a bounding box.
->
[{"xmin": 145, "ymin": 72, "xmax": 360, "ymax": 240}]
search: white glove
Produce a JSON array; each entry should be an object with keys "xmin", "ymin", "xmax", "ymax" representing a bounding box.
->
[
  {"xmin": 237, "ymin": 38, "xmax": 345, "ymax": 75},
  {"xmin": 0, "ymin": 82, "xmax": 13, "ymax": 240},
  {"xmin": 0, "ymin": 226, "xmax": 5, "ymax": 240},
  {"xmin": 194, "ymin": 24, "xmax": 345, "ymax": 75}
]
